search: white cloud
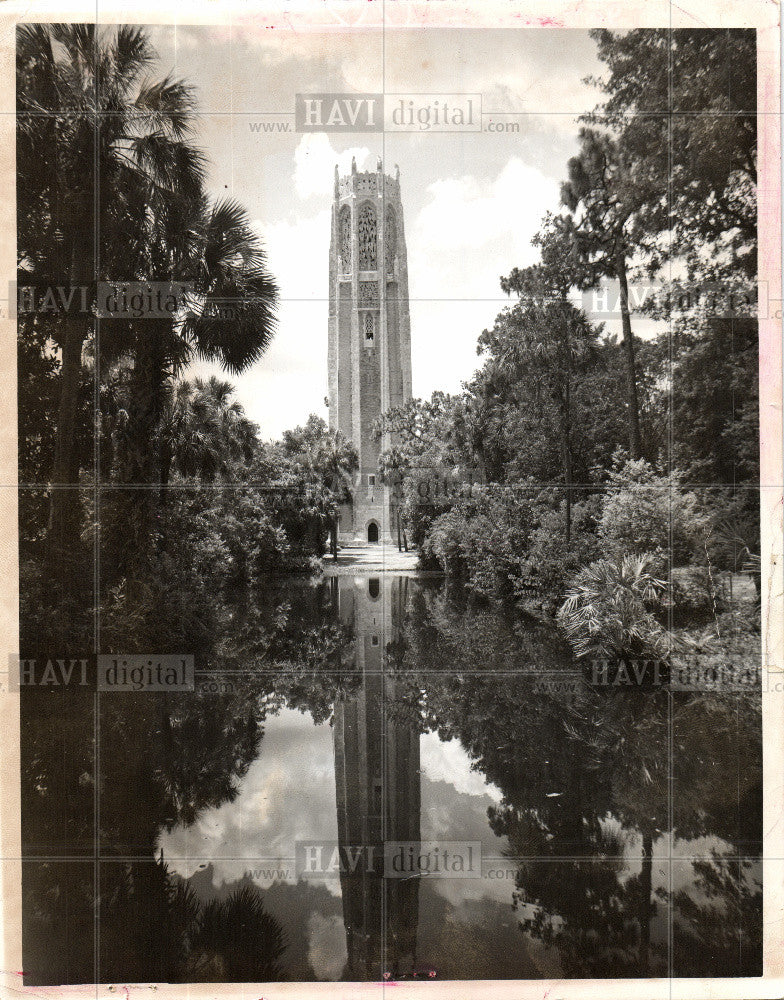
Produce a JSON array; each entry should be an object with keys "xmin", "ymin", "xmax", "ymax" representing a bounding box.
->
[
  {"xmin": 227, "ymin": 208, "xmax": 331, "ymax": 437},
  {"xmin": 421, "ymin": 733, "xmax": 502, "ymax": 803},
  {"xmin": 412, "ymin": 157, "xmax": 559, "ymax": 281},
  {"xmin": 405, "ymin": 157, "xmax": 560, "ymax": 400},
  {"xmin": 156, "ymin": 707, "xmax": 339, "ymax": 890},
  {"xmin": 259, "ymin": 208, "xmax": 329, "ymax": 304},
  {"xmin": 294, "ymin": 134, "xmax": 372, "ymax": 200}
]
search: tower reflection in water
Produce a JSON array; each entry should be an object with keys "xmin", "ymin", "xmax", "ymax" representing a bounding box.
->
[{"xmin": 331, "ymin": 575, "xmax": 420, "ymax": 981}]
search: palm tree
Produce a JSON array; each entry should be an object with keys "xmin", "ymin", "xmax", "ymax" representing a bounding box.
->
[
  {"xmin": 18, "ymin": 24, "xmax": 206, "ymax": 582},
  {"xmin": 103, "ymin": 371, "xmax": 262, "ymax": 587},
  {"xmin": 557, "ymin": 553, "xmax": 671, "ymax": 664},
  {"xmin": 121, "ymin": 196, "xmax": 277, "ymax": 488},
  {"xmin": 314, "ymin": 429, "xmax": 358, "ymax": 560},
  {"xmin": 187, "ymin": 885, "xmax": 287, "ymax": 982},
  {"xmin": 157, "ymin": 376, "xmax": 258, "ymax": 489},
  {"xmin": 712, "ymin": 515, "xmax": 761, "ymax": 597},
  {"xmin": 378, "ymin": 447, "xmax": 409, "ymax": 551}
]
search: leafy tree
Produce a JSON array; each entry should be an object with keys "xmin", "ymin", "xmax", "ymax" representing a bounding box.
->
[
  {"xmin": 376, "ymin": 393, "xmax": 472, "ymax": 551},
  {"xmin": 102, "ymin": 376, "xmax": 268, "ymax": 593},
  {"xmin": 589, "ymin": 28, "xmax": 756, "ymax": 282},
  {"xmin": 493, "ymin": 225, "xmax": 600, "ymax": 541},
  {"xmin": 667, "ymin": 317, "xmax": 759, "ymax": 484},
  {"xmin": 376, "ymin": 392, "xmax": 471, "ymax": 470},
  {"xmin": 560, "ymin": 128, "xmax": 658, "ymax": 459}
]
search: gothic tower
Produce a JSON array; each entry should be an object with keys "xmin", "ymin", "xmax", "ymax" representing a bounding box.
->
[{"xmin": 328, "ymin": 157, "xmax": 413, "ymax": 544}]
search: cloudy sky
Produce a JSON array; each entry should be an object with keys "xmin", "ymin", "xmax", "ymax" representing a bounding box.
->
[
  {"xmin": 147, "ymin": 26, "xmax": 607, "ymax": 438},
  {"xmin": 157, "ymin": 706, "xmax": 505, "ymax": 893},
  {"xmin": 156, "ymin": 705, "xmax": 523, "ymax": 978}
]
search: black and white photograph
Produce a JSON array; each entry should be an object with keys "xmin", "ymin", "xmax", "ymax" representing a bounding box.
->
[{"xmin": 4, "ymin": 2, "xmax": 782, "ymax": 995}]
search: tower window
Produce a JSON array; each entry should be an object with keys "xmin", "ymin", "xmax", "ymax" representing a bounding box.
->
[
  {"xmin": 368, "ymin": 474, "xmax": 376, "ymax": 486},
  {"xmin": 358, "ymin": 202, "xmax": 377, "ymax": 269},
  {"xmin": 364, "ymin": 312, "xmax": 374, "ymax": 343}
]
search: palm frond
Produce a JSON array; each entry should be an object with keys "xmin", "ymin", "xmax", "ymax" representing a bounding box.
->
[{"xmin": 110, "ymin": 25, "xmax": 157, "ymax": 93}]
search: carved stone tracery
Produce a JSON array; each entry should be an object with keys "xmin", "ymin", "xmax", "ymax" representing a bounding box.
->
[
  {"xmin": 358, "ymin": 202, "xmax": 377, "ymax": 270},
  {"xmin": 358, "ymin": 281, "xmax": 378, "ymax": 308},
  {"xmin": 339, "ymin": 205, "xmax": 351, "ymax": 270}
]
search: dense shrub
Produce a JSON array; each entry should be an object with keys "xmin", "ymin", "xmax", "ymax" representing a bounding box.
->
[
  {"xmin": 422, "ymin": 486, "xmax": 532, "ymax": 597},
  {"xmin": 422, "ymin": 487, "xmax": 603, "ymax": 611},
  {"xmin": 669, "ymin": 565, "xmax": 727, "ymax": 620},
  {"xmin": 422, "ymin": 507, "xmax": 469, "ymax": 579},
  {"xmin": 402, "ymin": 466, "xmax": 468, "ymax": 551},
  {"xmin": 599, "ymin": 458, "xmax": 708, "ymax": 564},
  {"xmin": 513, "ymin": 498, "xmax": 602, "ymax": 614}
]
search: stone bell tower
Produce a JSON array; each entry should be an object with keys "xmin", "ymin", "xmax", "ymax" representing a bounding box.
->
[{"xmin": 328, "ymin": 157, "xmax": 413, "ymax": 544}]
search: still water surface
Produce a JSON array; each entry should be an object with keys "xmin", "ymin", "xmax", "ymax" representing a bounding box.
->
[{"xmin": 22, "ymin": 574, "xmax": 761, "ymax": 983}]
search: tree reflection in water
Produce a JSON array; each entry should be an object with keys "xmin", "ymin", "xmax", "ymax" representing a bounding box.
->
[
  {"xmin": 21, "ymin": 575, "xmax": 761, "ymax": 983},
  {"xmin": 391, "ymin": 580, "xmax": 761, "ymax": 978},
  {"xmin": 21, "ymin": 581, "xmax": 358, "ymax": 985}
]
